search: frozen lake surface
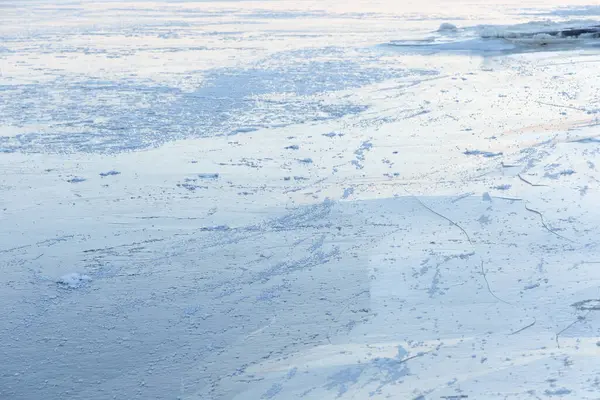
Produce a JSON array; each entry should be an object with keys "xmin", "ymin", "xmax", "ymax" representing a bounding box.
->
[{"xmin": 2, "ymin": 0, "xmax": 600, "ymax": 399}]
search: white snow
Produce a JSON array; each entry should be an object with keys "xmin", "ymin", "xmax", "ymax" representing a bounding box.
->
[
  {"xmin": 438, "ymin": 22, "xmax": 458, "ymax": 32},
  {"xmin": 57, "ymin": 273, "xmax": 92, "ymax": 289},
  {"xmin": 2, "ymin": 0, "xmax": 600, "ymax": 399}
]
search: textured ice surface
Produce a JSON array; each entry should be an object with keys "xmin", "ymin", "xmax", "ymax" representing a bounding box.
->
[{"xmin": 3, "ymin": 0, "xmax": 600, "ymax": 399}]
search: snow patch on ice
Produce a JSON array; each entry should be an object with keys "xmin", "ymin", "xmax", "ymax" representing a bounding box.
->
[
  {"xmin": 56, "ymin": 273, "xmax": 91, "ymax": 289},
  {"xmin": 352, "ymin": 140, "xmax": 373, "ymax": 169},
  {"xmin": 544, "ymin": 388, "xmax": 572, "ymax": 396},
  {"xmin": 493, "ymin": 184, "xmax": 511, "ymax": 190},
  {"xmin": 438, "ymin": 23, "xmax": 458, "ymax": 32},
  {"xmin": 325, "ymin": 365, "xmax": 366, "ymax": 397},
  {"xmin": 464, "ymin": 149, "xmax": 503, "ymax": 158},
  {"xmin": 545, "ymin": 169, "xmax": 575, "ymax": 179},
  {"xmin": 198, "ymin": 173, "xmax": 219, "ymax": 179},
  {"xmin": 342, "ymin": 187, "xmax": 354, "ymax": 199},
  {"xmin": 99, "ymin": 170, "xmax": 120, "ymax": 177},
  {"xmin": 262, "ymin": 383, "xmax": 283, "ymax": 399}
]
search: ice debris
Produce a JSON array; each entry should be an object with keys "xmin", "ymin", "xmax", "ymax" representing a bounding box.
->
[{"xmin": 57, "ymin": 273, "xmax": 92, "ymax": 289}]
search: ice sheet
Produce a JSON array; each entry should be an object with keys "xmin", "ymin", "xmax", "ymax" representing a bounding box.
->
[{"xmin": 2, "ymin": 1, "xmax": 600, "ymax": 399}]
